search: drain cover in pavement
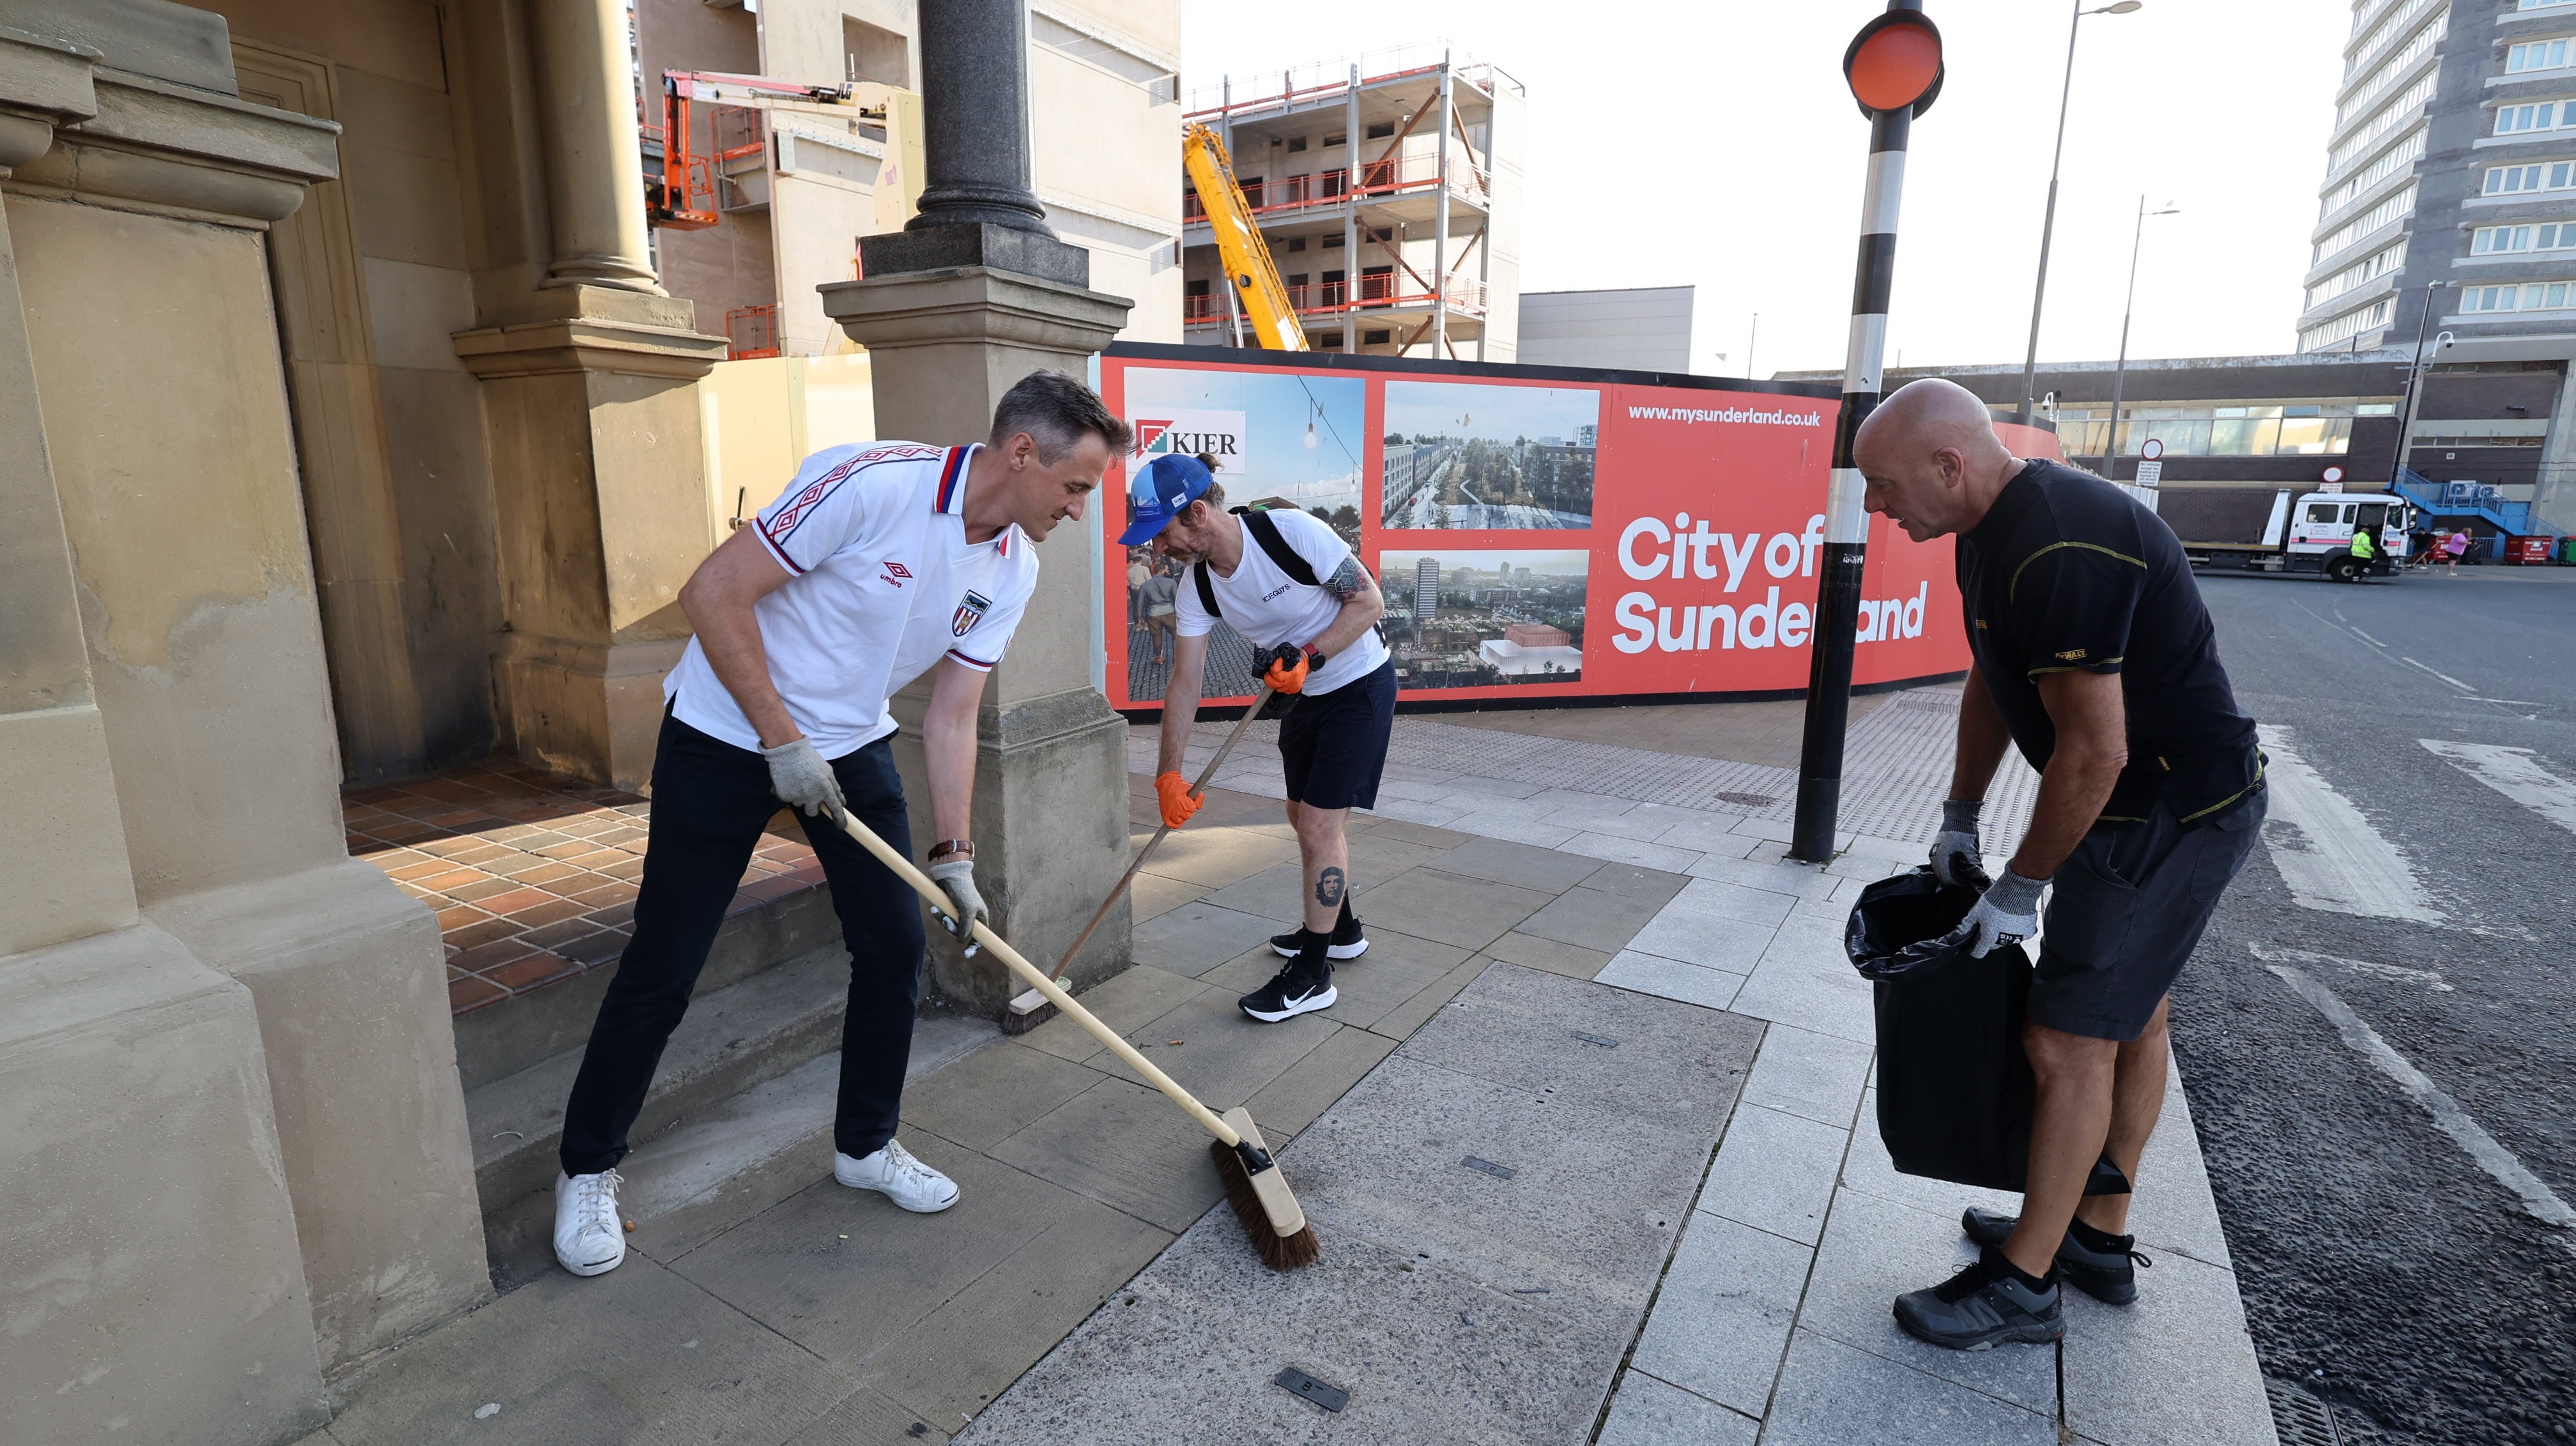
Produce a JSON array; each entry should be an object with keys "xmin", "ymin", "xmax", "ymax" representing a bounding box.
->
[
  {"xmin": 1274, "ymin": 1367, "xmax": 1348, "ymax": 1413},
  {"xmin": 2266, "ymin": 1378, "xmax": 2380, "ymax": 1445},
  {"xmin": 1462, "ymin": 1156, "xmax": 1517, "ymax": 1180}
]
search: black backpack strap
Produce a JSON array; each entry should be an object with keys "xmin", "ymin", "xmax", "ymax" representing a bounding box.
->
[
  {"xmin": 1192, "ymin": 560, "xmax": 1220, "ymax": 619},
  {"xmin": 1236, "ymin": 506, "xmax": 1319, "ymax": 587}
]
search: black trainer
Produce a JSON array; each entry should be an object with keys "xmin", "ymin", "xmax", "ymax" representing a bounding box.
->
[
  {"xmin": 1893, "ymin": 1248, "xmax": 2064, "ymax": 1351},
  {"xmin": 1271, "ymin": 899, "xmax": 1368, "ymax": 960},
  {"xmin": 1239, "ymin": 950, "xmax": 1336, "ymax": 1023},
  {"xmin": 1961, "ymin": 1207, "xmax": 2151, "ymax": 1305}
]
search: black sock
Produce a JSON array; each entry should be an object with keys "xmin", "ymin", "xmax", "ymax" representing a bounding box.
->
[
  {"xmin": 2067, "ymin": 1217, "xmax": 2129, "ymax": 1253},
  {"xmin": 1981, "ymin": 1246, "xmax": 2052, "ymax": 1293},
  {"xmin": 1333, "ymin": 896, "xmax": 1356, "ymax": 938}
]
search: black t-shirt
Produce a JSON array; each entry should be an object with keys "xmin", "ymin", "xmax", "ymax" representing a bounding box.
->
[{"xmin": 1956, "ymin": 459, "xmax": 2262, "ymax": 824}]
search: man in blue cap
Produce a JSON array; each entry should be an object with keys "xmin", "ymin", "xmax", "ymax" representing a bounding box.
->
[{"xmin": 1122, "ymin": 454, "xmax": 1394, "ymax": 1023}]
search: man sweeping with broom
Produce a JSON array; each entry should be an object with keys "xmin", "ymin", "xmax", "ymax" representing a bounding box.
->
[
  {"xmin": 549, "ymin": 372, "xmax": 1130, "ymax": 1279},
  {"xmin": 1124, "ymin": 454, "xmax": 1394, "ymax": 1024}
]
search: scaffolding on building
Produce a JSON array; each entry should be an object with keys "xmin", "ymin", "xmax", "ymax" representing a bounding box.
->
[{"xmin": 1180, "ymin": 44, "xmax": 1521, "ymax": 360}]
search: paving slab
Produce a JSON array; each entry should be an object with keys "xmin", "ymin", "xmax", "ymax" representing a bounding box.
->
[
  {"xmin": 1481, "ymin": 930, "xmax": 1614, "ymax": 981},
  {"xmin": 1197, "ymin": 927, "xmax": 1474, "ymax": 1034},
  {"xmin": 1085, "ymin": 990, "xmax": 1344, "ymax": 1111},
  {"xmin": 325, "ymin": 1252, "xmax": 854, "ymax": 1446},
  {"xmin": 1694, "ymin": 1102, "xmax": 1847, "ymax": 1247},
  {"xmin": 1511, "ymin": 882, "xmax": 1651, "ymax": 954},
  {"xmin": 1436, "ymin": 806, "xmax": 1581, "ymax": 849},
  {"xmin": 1594, "ymin": 950, "xmax": 1747, "ymax": 1010},
  {"xmin": 952, "ymin": 1218, "xmax": 1613, "ymax": 1446},
  {"xmin": 1594, "ymin": 1372, "xmax": 1761, "ymax": 1446},
  {"xmin": 1577, "ymin": 860, "xmax": 1694, "ymax": 904},
  {"xmin": 1133, "ymin": 828, "xmax": 1299, "ymax": 889},
  {"xmin": 1190, "ymin": 858, "xmax": 1310, "ymax": 924},
  {"xmin": 1126, "ymin": 870, "xmax": 1205, "ymax": 923},
  {"xmin": 1015, "ymin": 965, "xmax": 1211, "ymax": 1065},
  {"xmin": 1759, "ymin": 1329, "xmax": 2058, "ymax": 1446},
  {"xmin": 1558, "ymin": 831, "xmax": 1706, "ymax": 873},
  {"xmin": 1242, "ymin": 1025, "xmax": 1402, "ymax": 1140},
  {"xmin": 1359, "ymin": 953, "xmax": 1491, "ymax": 1042},
  {"xmin": 1618, "ymin": 904, "xmax": 1773, "ymax": 975},
  {"xmin": 1390, "ymin": 961, "xmax": 1762, "ymax": 1122},
  {"xmin": 1738, "ymin": 1022, "xmax": 1874, "ymax": 1129},
  {"xmin": 2128, "ymin": 1064, "xmax": 2235, "ymax": 1270},
  {"xmin": 779, "ymin": 1387, "xmax": 954, "ymax": 1445},
  {"xmin": 1130, "ymin": 900, "xmax": 1293, "ymax": 975},
  {"xmin": 2061, "ymin": 1249, "xmax": 2276, "ymax": 1446},
  {"xmin": 1421, "ymin": 835, "xmax": 1607, "ymax": 893},
  {"xmin": 983, "ymin": 1076, "xmax": 1228, "ymax": 1233},
  {"xmin": 1356, "ymin": 818, "xmax": 1475, "ymax": 849},
  {"xmin": 898, "ymin": 1039, "xmax": 1106, "ymax": 1153},
  {"xmin": 1350, "ymin": 867, "xmax": 1554, "ymax": 951},
  {"xmin": 1838, "ymin": 1088, "xmax": 2024, "ymax": 1221},
  {"xmin": 1727, "ymin": 940, "xmax": 1876, "ymax": 1046},
  {"xmin": 1795, "ymin": 1186, "xmax": 2059, "ymax": 1415},
  {"xmin": 1622, "ymin": 1212, "xmax": 1810, "ymax": 1417}
]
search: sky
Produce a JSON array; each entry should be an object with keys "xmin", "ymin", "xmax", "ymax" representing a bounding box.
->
[
  {"xmin": 1384, "ymin": 380, "xmax": 1602, "ymax": 441},
  {"xmin": 1178, "ymin": 1, "xmax": 2352, "ymax": 379}
]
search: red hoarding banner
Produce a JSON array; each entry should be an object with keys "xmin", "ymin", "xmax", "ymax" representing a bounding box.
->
[{"xmin": 1102, "ymin": 347, "xmax": 1970, "ymax": 710}]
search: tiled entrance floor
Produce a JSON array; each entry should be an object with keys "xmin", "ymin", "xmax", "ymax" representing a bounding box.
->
[{"xmin": 344, "ymin": 759, "xmax": 821, "ymax": 1016}]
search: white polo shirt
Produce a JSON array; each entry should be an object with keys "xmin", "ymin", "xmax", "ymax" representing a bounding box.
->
[
  {"xmin": 1172, "ymin": 508, "xmax": 1388, "ymax": 697},
  {"xmin": 665, "ymin": 441, "xmax": 1037, "ymax": 759}
]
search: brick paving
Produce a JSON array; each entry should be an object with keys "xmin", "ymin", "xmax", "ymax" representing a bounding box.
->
[{"xmin": 342, "ymin": 759, "xmax": 820, "ymax": 1017}]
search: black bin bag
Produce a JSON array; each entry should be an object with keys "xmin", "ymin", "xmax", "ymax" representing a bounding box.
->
[
  {"xmin": 1846, "ymin": 867, "xmax": 2127, "ymax": 1196},
  {"xmin": 1846, "ymin": 867, "xmax": 2034, "ymax": 1192}
]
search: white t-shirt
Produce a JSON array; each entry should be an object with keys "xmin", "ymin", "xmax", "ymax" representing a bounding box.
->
[
  {"xmin": 665, "ymin": 441, "xmax": 1036, "ymax": 759},
  {"xmin": 1172, "ymin": 508, "xmax": 1388, "ymax": 697}
]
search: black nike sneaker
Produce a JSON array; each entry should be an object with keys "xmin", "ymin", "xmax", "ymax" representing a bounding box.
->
[
  {"xmin": 1239, "ymin": 949, "xmax": 1336, "ymax": 1023},
  {"xmin": 1961, "ymin": 1207, "xmax": 2152, "ymax": 1305},
  {"xmin": 1893, "ymin": 1248, "xmax": 2064, "ymax": 1351},
  {"xmin": 1269, "ymin": 901, "xmax": 1368, "ymax": 961}
]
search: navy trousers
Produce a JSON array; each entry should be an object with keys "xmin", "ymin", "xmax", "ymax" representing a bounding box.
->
[{"xmin": 558, "ymin": 712, "xmax": 924, "ymax": 1175}]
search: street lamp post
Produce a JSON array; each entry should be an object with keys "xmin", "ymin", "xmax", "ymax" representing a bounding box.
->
[
  {"xmin": 2014, "ymin": 0, "xmax": 2145, "ymax": 427},
  {"xmin": 2095, "ymin": 196, "xmax": 2179, "ymax": 474},
  {"xmin": 1790, "ymin": 1, "xmax": 1944, "ymax": 865},
  {"xmin": 2388, "ymin": 280, "xmax": 2452, "ymax": 492}
]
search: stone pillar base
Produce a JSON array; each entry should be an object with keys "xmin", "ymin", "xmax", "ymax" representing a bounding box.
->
[
  {"xmin": 893, "ymin": 687, "xmax": 1133, "ymax": 1015},
  {"xmin": 824, "ymin": 263, "xmax": 1137, "ymax": 1019},
  {"xmin": 0, "ymin": 926, "xmax": 329, "ymax": 1445},
  {"xmin": 458, "ymin": 285, "xmax": 723, "ymax": 789},
  {"xmin": 147, "ymin": 860, "xmax": 491, "ymax": 1369}
]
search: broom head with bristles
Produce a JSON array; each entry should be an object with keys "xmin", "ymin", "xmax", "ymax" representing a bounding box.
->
[{"xmin": 1213, "ymin": 1107, "xmax": 1321, "ymax": 1271}]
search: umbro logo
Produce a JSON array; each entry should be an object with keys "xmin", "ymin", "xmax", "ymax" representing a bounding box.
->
[{"xmin": 880, "ymin": 561, "xmax": 914, "ymax": 588}]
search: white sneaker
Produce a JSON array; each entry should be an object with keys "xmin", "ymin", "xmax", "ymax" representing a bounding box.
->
[
  {"xmin": 834, "ymin": 1139, "xmax": 959, "ymax": 1212},
  {"xmin": 553, "ymin": 1169, "xmax": 626, "ymax": 1277}
]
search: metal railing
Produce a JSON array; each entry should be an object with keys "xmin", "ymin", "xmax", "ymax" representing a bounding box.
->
[
  {"xmin": 2394, "ymin": 468, "xmax": 2555, "ymax": 536},
  {"xmin": 1182, "ymin": 152, "xmax": 1489, "ymax": 222},
  {"xmin": 1182, "ymin": 43, "xmax": 1526, "ymax": 119},
  {"xmin": 1183, "ymin": 273, "xmax": 1487, "ymax": 324},
  {"xmin": 724, "ymin": 303, "xmax": 781, "ymax": 360}
]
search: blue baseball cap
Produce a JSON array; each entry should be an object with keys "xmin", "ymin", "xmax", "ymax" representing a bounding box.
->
[{"xmin": 1117, "ymin": 453, "xmax": 1215, "ymax": 545}]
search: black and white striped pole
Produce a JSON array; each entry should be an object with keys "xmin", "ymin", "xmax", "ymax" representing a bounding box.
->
[{"xmin": 1790, "ymin": 1, "xmax": 1943, "ymax": 865}]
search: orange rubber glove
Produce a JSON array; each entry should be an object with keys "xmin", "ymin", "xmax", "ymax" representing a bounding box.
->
[
  {"xmin": 1154, "ymin": 770, "xmax": 1202, "ymax": 830},
  {"xmin": 1261, "ymin": 650, "xmax": 1310, "ymax": 696}
]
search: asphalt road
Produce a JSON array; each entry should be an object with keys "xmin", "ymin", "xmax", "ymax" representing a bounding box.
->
[{"xmin": 2175, "ymin": 566, "xmax": 2576, "ymax": 1445}]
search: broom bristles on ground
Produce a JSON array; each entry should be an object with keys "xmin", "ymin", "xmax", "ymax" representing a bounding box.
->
[{"xmin": 1209, "ymin": 1141, "xmax": 1322, "ymax": 1272}]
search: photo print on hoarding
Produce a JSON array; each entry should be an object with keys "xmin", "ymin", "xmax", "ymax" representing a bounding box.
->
[
  {"xmin": 1381, "ymin": 380, "xmax": 1599, "ymax": 530},
  {"xmin": 1375, "ymin": 549, "xmax": 1587, "ymax": 690},
  {"xmin": 1121, "ymin": 367, "xmax": 1366, "ymax": 704}
]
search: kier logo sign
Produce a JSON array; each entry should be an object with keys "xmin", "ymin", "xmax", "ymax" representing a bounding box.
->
[{"xmin": 1131, "ymin": 409, "xmax": 1245, "ymax": 473}]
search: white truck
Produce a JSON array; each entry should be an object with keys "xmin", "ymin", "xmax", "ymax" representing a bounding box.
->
[{"xmin": 2172, "ymin": 480, "xmax": 2412, "ymax": 582}]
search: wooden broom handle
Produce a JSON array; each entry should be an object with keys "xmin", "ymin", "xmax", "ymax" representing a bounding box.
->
[
  {"xmin": 1048, "ymin": 682, "xmax": 1276, "ymax": 980},
  {"xmin": 830, "ymin": 807, "xmax": 1243, "ymax": 1149}
]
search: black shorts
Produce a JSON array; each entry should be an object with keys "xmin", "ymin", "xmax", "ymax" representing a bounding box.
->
[
  {"xmin": 1277, "ymin": 658, "xmax": 1397, "ymax": 811},
  {"xmin": 2030, "ymin": 791, "xmax": 2265, "ymax": 1041}
]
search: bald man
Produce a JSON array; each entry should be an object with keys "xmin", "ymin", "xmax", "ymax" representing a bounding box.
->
[{"xmin": 1853, "ymin": 379, "xmax": 2266, "ymax": 1351}]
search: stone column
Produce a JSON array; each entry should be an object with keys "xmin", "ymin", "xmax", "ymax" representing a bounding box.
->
[
  {"xmin": 526, "ymin": 0, "xmax": 663, "ymax": 293},
  {"xmin": 2532, "ymin": 360, "xmax": 2576, "ymax": 535},
  {"xmin": 820, "ymin": 0, "xmax": 1140, "ymax": 1017},
  {"xmin": 458, "ymin": 0, "xmax": 728, "ymax": 787}
]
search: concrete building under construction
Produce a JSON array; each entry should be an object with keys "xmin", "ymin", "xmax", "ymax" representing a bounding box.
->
[{"xmin": 1179, "ymin": 45, "xmax": 1522, "ymax": 360}]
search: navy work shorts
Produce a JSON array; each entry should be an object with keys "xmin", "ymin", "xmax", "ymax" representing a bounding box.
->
[
  {"xmin": 2030, "ymin": 790, "xmax": 2266, "ymax": 1042},
  {"xmin": 1277, "ymin": 658, "xmax": 1397, "ymax": 811}
]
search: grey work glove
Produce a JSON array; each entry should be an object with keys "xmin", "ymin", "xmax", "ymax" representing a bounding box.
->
[
  {"xmin": 760, "ymin": 736, "xmax": 846, "ymax": 827},
  {"xmin": 1930, "ymin": 798, "xmax": 1989, "ymax": 890},
  {"xmin": 1946, "ymin": 868, "xmax": 2048, "ymax": 959},
  {"xmin": 925, "ymin": 857, "xmax": 986, "ymax": 952}
]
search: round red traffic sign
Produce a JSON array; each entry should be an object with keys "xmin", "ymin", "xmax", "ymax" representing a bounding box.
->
[
  {"xmin": 2322, "ymin": 466, "xmax": 2345, "ymax": 483},
  {"xmin": 2140, "ymin": 439, "xmax": 2165, "ymax": 461}
]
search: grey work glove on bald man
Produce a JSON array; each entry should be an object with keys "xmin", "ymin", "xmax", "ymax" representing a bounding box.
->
[
  {"xmin": 925, "ymin": 858, "xmax": 986, "ymax": 946},
  {"xmin": 1948, "ymin": 867, "xmax": 2048, "ymax": 959},
  {"xmin": 1930, "ymin": 798, "xmax": 1987, "ymax": 889},
  {"xmin": 761, "ymin": 736, "xmax": 846, "ymax": 827}
]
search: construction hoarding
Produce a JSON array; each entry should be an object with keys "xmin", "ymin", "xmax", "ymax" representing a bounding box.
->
[{"xmin": 1103, "ymin": 344, "xmax": 1972, "ymax": 711}]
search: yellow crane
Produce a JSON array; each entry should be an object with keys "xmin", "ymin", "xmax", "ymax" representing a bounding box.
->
[{"xmin": 1181, "ymin": 122, "xmax": 1307, "ymax": 351}]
